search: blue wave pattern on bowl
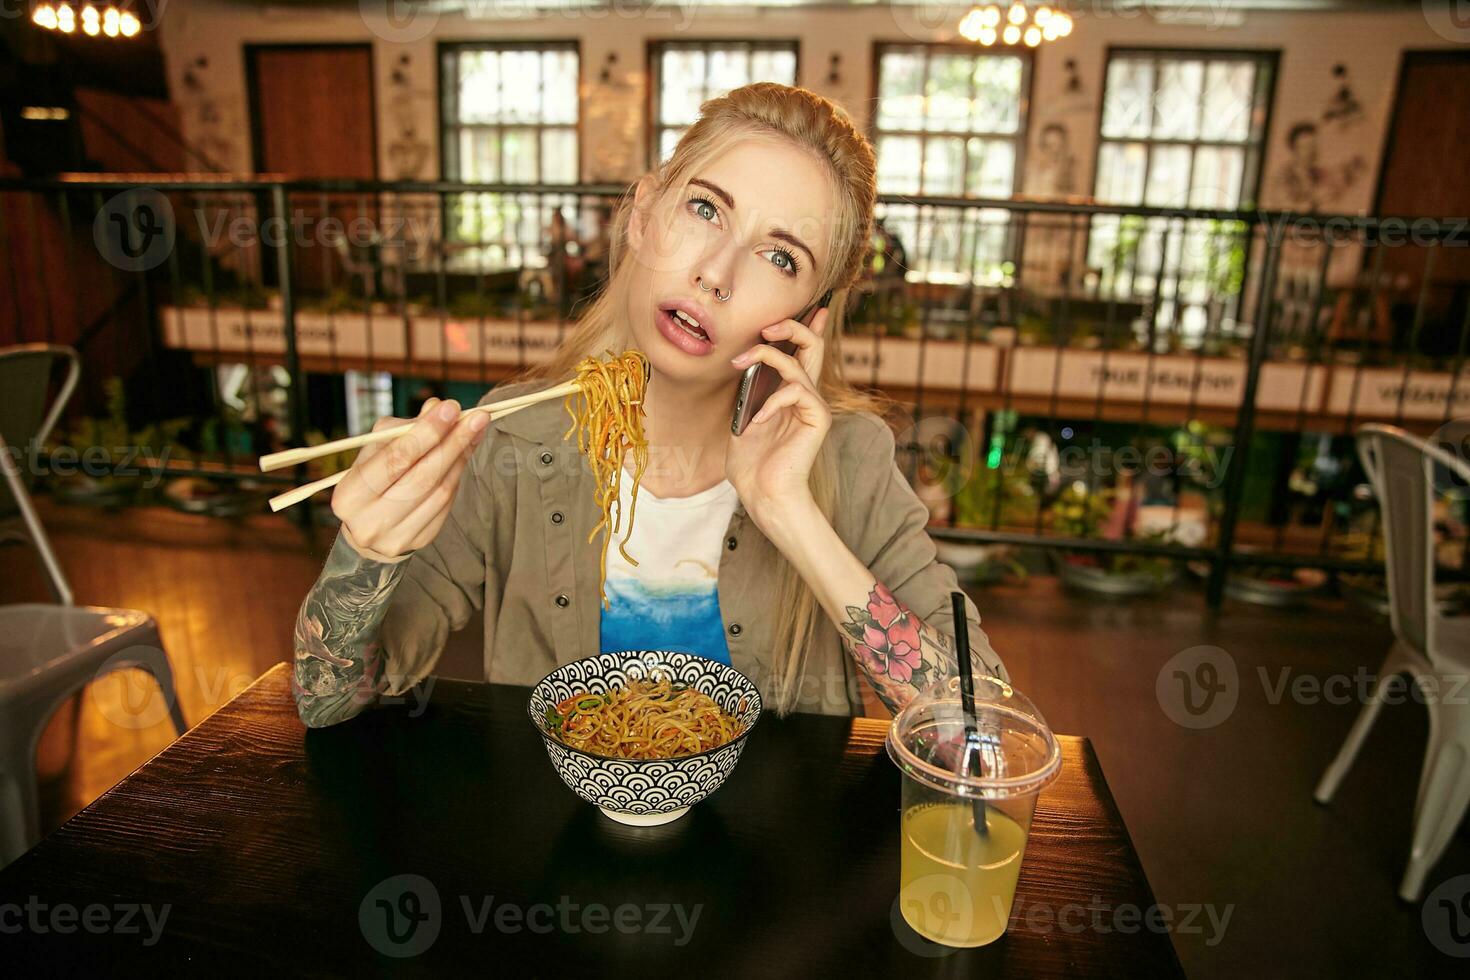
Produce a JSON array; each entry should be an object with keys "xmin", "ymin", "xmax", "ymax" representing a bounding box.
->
[{"xmin": 527, "ymin": 650, "xmax": 763, "ymax": 816}]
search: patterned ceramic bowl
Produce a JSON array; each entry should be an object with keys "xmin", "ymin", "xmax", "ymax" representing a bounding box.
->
[{"xmin": 527, "ymin": 650, "xmax": 763, "ymax": 826}]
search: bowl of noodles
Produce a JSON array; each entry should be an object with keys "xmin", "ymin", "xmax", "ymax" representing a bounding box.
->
[{"xmin": 528, "ymin": 650, "xmax": 763, "ymax": 826}]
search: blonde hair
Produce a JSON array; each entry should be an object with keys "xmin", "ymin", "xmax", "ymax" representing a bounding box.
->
[{"xmin": 523, "ymin": 83, "xmax": 888, "ymax": 714}]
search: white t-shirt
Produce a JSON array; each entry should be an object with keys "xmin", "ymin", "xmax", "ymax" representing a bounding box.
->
[{"xmin": 598, "ymin": 471, "xmax": 739, "ymax": 665}]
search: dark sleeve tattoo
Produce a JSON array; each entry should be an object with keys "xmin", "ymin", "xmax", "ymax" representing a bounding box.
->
[
  {"xmin": 291, "ymin": 534, "xmax": 408, "ymax": 728},
  {"xmin": 838, "ymin": 582, "xmax": 995, "ymax": 715}
]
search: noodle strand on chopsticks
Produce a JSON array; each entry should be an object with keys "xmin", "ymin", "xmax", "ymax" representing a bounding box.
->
[
  {"xmin": 547, "ymin": 677, "xmax": 743, "ymax": 759},
  {"xmin": 562, "ymin": 349, "xmax": 650, "ymax": 608}
]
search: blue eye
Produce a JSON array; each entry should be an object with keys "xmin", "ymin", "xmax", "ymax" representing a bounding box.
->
[
  {"xmin": 768, "ymin": 247, "xmax": 800, "ymax": 276},
  {"xmin": 689, "ymin": 196, "xmax": 719, "ymax": 222}
]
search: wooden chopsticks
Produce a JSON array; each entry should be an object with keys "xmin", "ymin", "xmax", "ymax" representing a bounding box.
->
[{"xmin": 261, "ymin": 379, "xmax": 578, "ymax": 513}]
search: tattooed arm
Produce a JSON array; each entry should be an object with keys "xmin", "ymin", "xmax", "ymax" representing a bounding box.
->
[{"xmin": 292, "ymin": 532, "xmax": 410, "ymax": 728}]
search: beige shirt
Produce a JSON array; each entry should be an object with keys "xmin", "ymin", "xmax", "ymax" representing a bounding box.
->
[{"xmin": 377, "ymin": 380, "xmax": 1004, "ymax": 715}]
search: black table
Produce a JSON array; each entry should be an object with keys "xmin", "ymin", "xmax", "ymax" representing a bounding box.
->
[{"xmin": 0, "ymin": 664, "xmax": 1183, "ymax": 977}]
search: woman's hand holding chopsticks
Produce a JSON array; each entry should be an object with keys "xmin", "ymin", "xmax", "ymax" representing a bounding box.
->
[{"xmin": 332, "ymin": 397, "xmax": 489, "ymax": 560}]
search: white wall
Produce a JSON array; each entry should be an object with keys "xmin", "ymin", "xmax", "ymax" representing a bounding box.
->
[{"xmin": 157, "ymin": 1, "xmax": 1458, "ymax": 214}]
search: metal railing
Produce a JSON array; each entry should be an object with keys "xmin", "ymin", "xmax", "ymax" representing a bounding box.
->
[{"xmin": 2, "ymin": 175, "xmax": 1467, "ymax": 607}]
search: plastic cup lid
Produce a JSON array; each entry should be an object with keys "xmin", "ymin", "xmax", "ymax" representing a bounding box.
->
[{"xmin": 885, "ymin": 673, "xmax": 1062, "ymax": 800}]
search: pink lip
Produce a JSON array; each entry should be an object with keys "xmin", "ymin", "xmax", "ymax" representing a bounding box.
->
[
  {"xmin": 657, "ymin": 297, "xmax": 716, "ymax": 345},
  {"xmin": 654, "ymin": 307, "xmax": 715, "ymax": 357}
]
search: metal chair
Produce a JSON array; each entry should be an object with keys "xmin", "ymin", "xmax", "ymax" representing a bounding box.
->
[
  {"xmin": 0, "ymin": 345, "xmax": 188, "ymax": 867},
  {"xmin": 1315, "ymin": 422, "xmax": 1470, "ymax": 901}
]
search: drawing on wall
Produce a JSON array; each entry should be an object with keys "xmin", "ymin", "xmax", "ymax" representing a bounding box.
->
[
  {"xmin": 1273, "ymin": 64, "xmax": 1367, "ymax": 212},
  {"xmin": 387, "ymin": 54, "xmax": 431, "ymax": 179},
  {"xmin": 1025, "ymin": 59, "xmax": 1085, "ymax": 198},
  {"xmin": 179, "ymin": 56, "xmax": 234, "ymax": 171}
]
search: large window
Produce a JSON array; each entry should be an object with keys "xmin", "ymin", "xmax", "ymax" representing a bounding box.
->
[
  {"xmin": 1087, "ymin": 49, "xmax": 1275, "ymax": 338},
  {"xmin": 441, "ymin": 43, "xmax": 580, "ymax": 269},
  {"xmin": 873, "ymin": 44, "xmax": 1029, "ymax": 284},
  {"xmin": 650, "ymin": 41, "xmax": 798, "ymax": 164}
]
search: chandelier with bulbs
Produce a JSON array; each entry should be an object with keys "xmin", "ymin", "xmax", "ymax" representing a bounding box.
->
[
  {"xmin": 959, "ymin": 3, "xmax": 1073, "ymax": 47},
  {"xmin": 31, "ymin": 4, "xmax": 142, "ymax": 38}
]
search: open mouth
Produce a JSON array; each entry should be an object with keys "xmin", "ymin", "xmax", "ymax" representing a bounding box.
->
[{"xmin": 665, "ymin": 307, "xmax": 709, "ymax": 343}]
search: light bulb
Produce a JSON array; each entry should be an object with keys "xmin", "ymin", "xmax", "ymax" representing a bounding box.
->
[
  {"xmin": 978, "ymin": 27, "xmax": 997, "ymax": 45},
  {"xmin": 103, "ymin": 7, "xmax": 119, "ymax": 35},
  {"xmin": 81, "ymin": 5, "xmax": 99, "ymax": 34},
  {"xmin": 1043, "ymin": 23, "xmax": 1059, "ymax": 40},
  {"xmin": 57, "ymin": 4, "xmax": 75, "ymax": 31},
  {"xmin": 1002, "ymin": 23, "xmax": 1021, "ymax": 44},
  {"xmin": 33, "ymin": 4, "xmax": 58, "ymax": 28},
  {"xmin": 1036, "ymin": 5, "xmax": 1051, "ymax": 23},
  {"xmin": 1023, "ymin": 26, "xmax": 1041, "ymax": 45},
  {"xmin": 1056, "ymin": 13, "xmax": 1072, "ymax": 36},
  {"xmin": 981, "ymin": 5, "xmax": 1000, "ymax": 27},
  {"xmin": 119, "ymin": 11, "xmax": 139, "ymax": 35},
  {"xmin": 959, "ymin": 9, "xmax": 982, "ymax": 40},
  {"xmin": 1007, "ymin": 3, "xmax": 1027, "ymax": 25}
]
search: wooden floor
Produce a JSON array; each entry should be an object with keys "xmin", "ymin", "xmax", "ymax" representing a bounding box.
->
[{"xmin": 3, "ymin": 499, "xmax": 1468, "ymax": 978}]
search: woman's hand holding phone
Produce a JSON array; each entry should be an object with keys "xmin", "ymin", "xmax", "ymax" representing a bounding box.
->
[
  {"xmin": 725, "ymin": 302, "xmax": 833, "ymax": 528},
  {"xmin": 331, "ymin": 397, "xmax": 490, "ymax": 560}
]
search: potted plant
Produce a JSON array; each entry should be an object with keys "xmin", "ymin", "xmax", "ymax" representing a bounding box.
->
[
  {"xmin": 933, "ymin": 461, "xmax": 1038, "ymax": 585},
  {"xmin": 46, "ymin": 379, "xmax": 188, "ymax": 508},
  {"xmin": 1050, "ymin": 482, "xmax": 1181, "ymax": 597}
]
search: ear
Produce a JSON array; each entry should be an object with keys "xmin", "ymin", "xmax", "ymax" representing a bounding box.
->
[{"xmin": 626, "ymin": 175, "xmax": 656, "ymax": 252}]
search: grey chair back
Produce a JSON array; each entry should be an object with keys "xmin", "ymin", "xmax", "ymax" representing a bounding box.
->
[
  {"xmin": 0, "ymin": 345, "xmax": 80, "ymax": 515},
  {"xmin": 1356, "ymin": 423, "xmax": 1470, "ymax": 664}
]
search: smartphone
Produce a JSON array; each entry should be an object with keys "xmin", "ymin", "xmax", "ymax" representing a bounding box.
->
[{"xmin": 731, "ymin": 291, "xmax": 831, "ymax": 435}]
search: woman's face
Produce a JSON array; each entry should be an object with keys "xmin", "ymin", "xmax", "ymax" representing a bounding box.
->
[{"xmin": 624, "ymin": 137, "xmax": 837, "ymax": 390}]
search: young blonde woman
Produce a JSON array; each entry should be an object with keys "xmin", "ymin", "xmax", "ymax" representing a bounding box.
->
[{"xmin": 292, "ymin": 83, "xmax": 1005, "ymax": 728}]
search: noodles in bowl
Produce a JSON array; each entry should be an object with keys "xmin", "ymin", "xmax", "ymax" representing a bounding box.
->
[
  {"xmin": 528, "ymin": 651, "xmax": 763, "ymax": 826},
  {"xmin": 545, "ymin": 677, "xmax": 746, "ymax": 760}
]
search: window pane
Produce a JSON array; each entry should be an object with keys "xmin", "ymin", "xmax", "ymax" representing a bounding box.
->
[
  {"xmin": 751, "ymin": 48, "xmax": 797, "ymax": 85},
  {"xmin": 501, "ymin": 127, "xmax": 538, "ymax": 183},
  {"xmin": 458, "ymin": 130, "xmax": 499, "ymax": 182},
  {"xmin": 1095, "ymin": 142, "xmax": 1147, "ymax": 205},
  {"xmin": 1152, "ymin": 61, "xmax": 1203, "ymax": 140},
  {"xmin": 1189, "ymin": 146, "xmax": 1244, "ymax": 209},
  {"xmin": 1201, "ymin": 61, "xmax": 1254, "ymax": 142},
  {"xmin": 457, "ymin": 52, "xmax": 502, "ymax": 124},
  {"xmin": 967, "ymin": 137, "xmax": 1015, "ymax": 197},
  {"xmin": 659, "ymin": 127, "xmax": 683, "ymax": 163},
  {"xmin": 972, "ymin": 56, "xmax": 1022, "ymax": 134},
  {"xmin": 1101, "ymin": 58, "xmax": 1153, "ymax": 139},
  {"xmin": 707, "ymin": 46, "xmax": 751, "ymax": 94},
  {"xmin": 500, "ymin": 51, "xmax": 543, "ymax": 124},
  {"xmin": 540, "ymin": 129, "xmax": 577, "ymax": 184},
  {"xmin": 877, "ymin": 49, "xmax": 925, "ymax": 131},
  {"xmin": 1144, "ymin": 144, "xmax": 1192, "ymax": 207},
  {"xmin": 660, "ymin": 49, "xmax": 707, "ymax": 125},
  {"xmin": 926, "ymin": 54, "xmax": 975, "ymax": 133},
  {"xmin": 542, "ymin": 51, "xmax": 579, "ymax": 125},
  {"xmin": 876, "ymin": 135, "xmax": 922, "ymax": 194},
  {"xmin": 922, "ymin": 136, "xmax": 965, "ymax": 195}
]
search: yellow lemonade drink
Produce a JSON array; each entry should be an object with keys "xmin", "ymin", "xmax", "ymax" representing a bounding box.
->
[{"xmin": 899, "ymin": 802, "xmax": 1027, "ymax": 947}]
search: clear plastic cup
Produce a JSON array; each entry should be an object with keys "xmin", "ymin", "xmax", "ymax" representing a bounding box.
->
[{"xmin": 885, "ymin": 673, "xmax": 1062, "ymax": 948}]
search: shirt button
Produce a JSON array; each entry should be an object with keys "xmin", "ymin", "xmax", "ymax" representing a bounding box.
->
[
  {"xmin": 551, "ymin": 511, "xmax": 564, "ymax": 525},
  {"xmin": 540, "ymin": 451, "xmax": 554, "ymax": 466},
  {"xmin": 555, "ymin": 594, "xmax": 570, "ymax": 607},
  {"xmin": 726, "ymin": 536, "xmax": 737, "ymax": 551},
  {"xmin": 728, "ymin": 623, "xmax": 742, "ymax": 637}
]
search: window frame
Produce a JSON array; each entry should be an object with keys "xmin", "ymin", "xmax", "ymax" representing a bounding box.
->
[
  {"xmin": 1089, "ymin": 45, "xmax": 1280, "ymax": 214},
  {"xmin": 645, "ymin": 38, "xmax": 802, "ymax": 169},
  {"xmin": 438, "ymin": 39, "xmax": 584, "ymax": 185},
  {"xmin": 868, "ymin": 40, "xmax": 1035, "ymax": 201}
]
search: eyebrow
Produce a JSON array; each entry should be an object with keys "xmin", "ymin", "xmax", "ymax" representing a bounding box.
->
[{"xmin": 689, "ymin": 177, "xmax": 819, "ymax": 270}]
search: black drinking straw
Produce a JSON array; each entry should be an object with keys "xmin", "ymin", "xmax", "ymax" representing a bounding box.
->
[{"xmin": 951, "ymin": 591, "xmax": 989, "ymax": 838}]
